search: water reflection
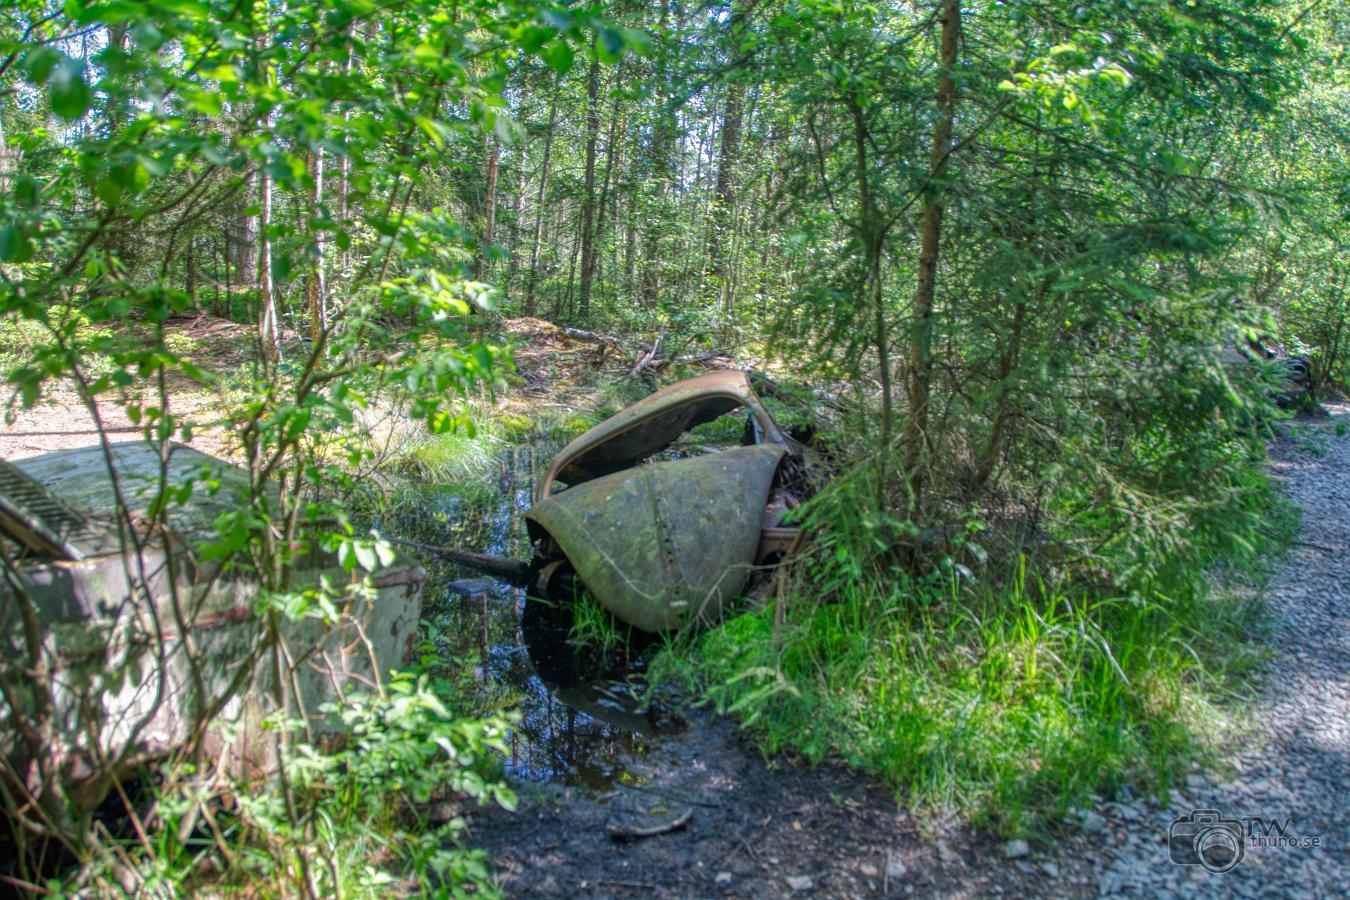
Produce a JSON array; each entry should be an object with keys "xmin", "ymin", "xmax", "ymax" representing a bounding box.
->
[{"xmin": 391, "ymin": 445, "xmax": 655, "ymax": 792}]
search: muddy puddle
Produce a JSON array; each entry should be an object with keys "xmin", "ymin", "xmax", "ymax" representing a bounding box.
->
[{"xmin": 386, "ymin": 442, "xmax": 669, "ymax": 792}]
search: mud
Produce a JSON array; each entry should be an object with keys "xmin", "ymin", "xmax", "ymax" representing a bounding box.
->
[{"xmin": 467, "ymin": 709, "xmax": 1090, "ymax": 899}]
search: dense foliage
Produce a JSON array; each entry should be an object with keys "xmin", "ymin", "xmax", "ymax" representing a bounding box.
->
[{"xmin": 2, "ymin": 0, "xmax": 1348, "ymax": 891}]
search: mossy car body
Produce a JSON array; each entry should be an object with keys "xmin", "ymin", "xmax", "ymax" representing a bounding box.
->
[
  {"xmin": 0, "ymin": 443, "xmax": 423, "ymax": 814},
  {"xmin": 525, "ymin": 371, "xmax": 807, "ymax": 632}
]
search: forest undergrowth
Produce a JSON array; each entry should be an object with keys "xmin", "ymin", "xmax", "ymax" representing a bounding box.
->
[{"xmin": 653, "ymin": 404, "xmax": 1304, "ymax": 837}]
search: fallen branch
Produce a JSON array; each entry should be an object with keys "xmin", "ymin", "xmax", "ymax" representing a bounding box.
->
[
  {"xmin": 385, "ymin": 536, "xmax": 533, "ymax": 584},
  {"xmin": 650, "ymin": 350, "xmax": 728, "ymax": 372},
  {"xmin": 559, "ymin": 325, "xmax": 628, "ymax": 347},
  {"xmin": 628, "ymin": 330, "xmax": 665, "ymax": 379},
  {"xmin": 607, "ymin": 807, "xmax": 693, "ymax": 842}
]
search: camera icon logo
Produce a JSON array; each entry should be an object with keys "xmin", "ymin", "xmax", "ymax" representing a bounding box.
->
[{"xmin": 1169, "ymin": 809, "xmax": 1246, "ymax": 873}]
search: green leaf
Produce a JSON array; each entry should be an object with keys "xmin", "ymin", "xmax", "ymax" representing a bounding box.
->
[
  {"xmin": 0, "ymin": 226, "xmax": 32, "ymax": 263},
  {"xmin": 22, "ymin": 47, "xmax": 61, "ymax": 83},
  {"xmin": 49, "ymin": 57, "xmax": 93, "ymax": 121},
  {"xmin": 415, "ymin": 116, "xmax": 448, "ymax": 148},
  {"xmin": 187, "ymin": 89, "xmax": 223, "ymax": 115},
  {"xmin": 96, "ymin": 178, "xmax": 124, "ymax": 206},
  {"xmin": 541, "ymin": 40, "xmax": 573, "ymax": 75},
  {"xmin": 14, "ymin": 176, "xmax": 40, "ymax": 208},
  {"xmin": 597, "ymin": 28, "xmax": 624, "ymax": 63},
  {"xmin": 515, "ymin": 25, "xmax": 555, "ymax": 53}
]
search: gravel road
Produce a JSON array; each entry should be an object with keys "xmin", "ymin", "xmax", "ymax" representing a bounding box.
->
[{"xmin": 1035, "ymin": 403, "xmax": 1350, "ymax": 898}]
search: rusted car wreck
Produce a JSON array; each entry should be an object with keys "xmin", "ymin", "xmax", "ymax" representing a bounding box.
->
[
  {"xmin": 0, "ymin": 444, "xmax": 424, "ymax": 816},
  {"xmin": 455, "ymin": 370, "xmax": 811, "ymax": 633}
]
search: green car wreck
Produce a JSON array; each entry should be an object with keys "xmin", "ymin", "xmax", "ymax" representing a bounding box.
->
[
  {"xmin": 0, "ymin": 444, "xmax": 424, "ymax": 820},
  {"xmin": 417, "ymin": 370, "xmax": 813, "ymax": 636},
  {"xmin": 525, "ymin": 370, "xmax": 810, "ymax": 632}
]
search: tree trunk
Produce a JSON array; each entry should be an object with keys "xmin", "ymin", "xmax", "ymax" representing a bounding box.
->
[
  {"xmin": 592, "ymin": 65, "xmax": 625, "ymax": 287},
  {"xmin": 903, "ymin": 0, "xmax": 961, "ymax": 517},
  {"xmin": 850, "ymin": 99, "xmax": 892, "ymax": 513},
  {"xmin": 223, "ymin": 229, "xmax": 233, "ymax": 319},
  {"xmin": 212, "ymin": 236, "xmax": 222, "ymax": 316},
  {"xmin": 577, "ymin": 49, "xmax": 602, "ymax": 319},
  {"xmin": 186, "ymin": 233, "xmax": 198, "ymax": 310},
  {"xmin": 560, "ymin": 225, "xmax": 581, "ymax": 319},
  {"xmin": 259, "ymin": 161, "xmax": 281, "ymax": 362},
  {"xmin": 525, "ymin": 81, "xmax": 560, "ymax": 316},
  {"xmin": 709, "ymin": 81, "xmax": 743, "ymax": 341},
  {"xmin": 306, "ymin": 148, "xmax": 327, "ymax": 341},
  {"xmin": 237, "ymin": 172, "xmax": 258, "ymax": 287},
  {"xmin": 0, "ymin": 108, "xmax": 13, "ymax": 193},
  {"xmin": 478, "ymin": 136, "xmax": 500, "ymax": 279},
  {"xmin": 505, "ymin": 164, "xmax": 525, "ymax": 290},
  {"xmin": 337, "ymin": 34, "xmax": 353, "ymax": 271}
]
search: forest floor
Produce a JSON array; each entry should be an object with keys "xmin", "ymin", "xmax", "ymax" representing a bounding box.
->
[
  {"xmin": 0, "ymin": 315, "xmax": 251, "ymax": 461},
  {"xmin": 4, "ymin": 321, "xmax": 1346, "ymax": 897}
]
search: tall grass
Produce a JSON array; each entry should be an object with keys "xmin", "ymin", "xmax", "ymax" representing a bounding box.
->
[
  {"xmin": 652, "ymin": 442, "xmax": 1294, "ymax": 837},
  {"xmin": 667, "ymin": 566, "xmax": 1271, "ymax": 835},
  {"xmin": 386, "ymin": 406, "xmax": 505, "ymax": 483}
]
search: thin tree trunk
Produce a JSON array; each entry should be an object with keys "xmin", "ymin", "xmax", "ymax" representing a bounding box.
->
[
  {"xmin": 592, "ymin": 67, "xmax": 624, "ymax": 286},
  {"xmin": 186, "ymin": 233, "xmax": 198, "ymax": 310},
  {"xmin": 306, "ymin": 147, "xmax": 327, "ymax": 341},
  {"xmin": 849, "ymin": 99, "xmax": 892, "ymax": 512},
  {"xmin": 0, "ymin": 108, "xmax": 13, "ymax": 192},
  {"xmin": 506, "ymin": 165, "xmax": 525, "ymax": 290},
  {"xmin": 624, "ymin": 219, "xmax": 637, "ymax": 299},
  {"xmin": 223, "ymin": 229, "xmax": 233, "ymax": 319},
  {"xmin": 238, "ymin": 172, "xmax": 258, "ymax": 287},
  {"xmin": 903, "ymin": 0, "xmax": 961, "ymax": 517},
  {"xmin": 560, "ymin": 226, "xmax": 581, "ymax": 319},
  {"xmin": 338, "ymin": 35, "xmax": 353, "ymax": 270},
  {"xmin": 577, "ymin": 49, "xmax": 601, "ymax": 319},
  {"xmin": 525, "ymin": 81, "xmax": 560, "ymax": 315},
  {"xmin": 212, "ymin": 236, "xmax": 222, "ymax": 316},
  {"xmin": 478, "ymin": 136, "xmax": 500, "ymax": 279},
  {"xmin": 259, "ymin": 161, "xmax": 281, "ymax": 362},
  {"xmin": 709, "ymin": 82, "xmax": 743, "ymax": 341}
]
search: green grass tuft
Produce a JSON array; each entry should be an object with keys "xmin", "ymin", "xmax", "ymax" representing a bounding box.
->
[
  {"xmin": 387, "ymin": 409, "xmax": 505, "ymax": 483},
  {"xmin": 663, "ymin": 565, "xmax": 1273, "ymax": 836}
]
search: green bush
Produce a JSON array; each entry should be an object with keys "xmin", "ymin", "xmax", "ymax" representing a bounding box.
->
[{"xmin": 659, "ymin": 423, "xmax": 1293, "ymax": 836}]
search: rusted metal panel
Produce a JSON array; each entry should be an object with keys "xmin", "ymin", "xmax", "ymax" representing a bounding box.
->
[
  {"xmin": 0, "ymin": 442, "xmax": 425, "ymax": 814},
  {"xmin": 11, "ymin": 442, "xmax": 265, "ymax": 542},
  {"xmin": 528, "ymin": 444, "xmax": 787, "ymax": 631},
  {"xmin": 536, "ymin": 370, "xmax": 787, "ymax": 502},
  {"xmin": 371, "ymin": 371, "xmax": 813, "ymax": 637}
]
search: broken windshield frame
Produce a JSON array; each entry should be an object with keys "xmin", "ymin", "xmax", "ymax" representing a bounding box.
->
[{"xmin": 534, "ymin": 370, "xmax": 789, "ymax": 503}]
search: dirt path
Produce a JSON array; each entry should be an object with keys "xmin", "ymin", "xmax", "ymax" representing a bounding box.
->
[
  {"xmin": 0, "ymin": 318, "xmax": 251, "ymax": 462},
  {"xmin": 467, "ymin": 404, "xmax": 1350, "ymax": 899},
  {"xmin": 0, "ymin": 379, "xmax": 229, "ymax": 462}
]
